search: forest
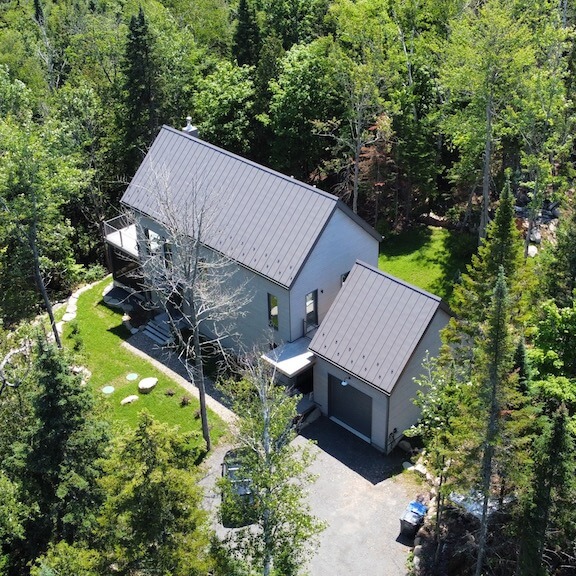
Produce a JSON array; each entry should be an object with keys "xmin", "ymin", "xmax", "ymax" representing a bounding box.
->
[
  {"xmin": 0, "ymin": 0, "xmax": 574, "ymax": 324},
  {"xmin": 0, "ymin": 0, "xmax": 576, "ymax": 575}
]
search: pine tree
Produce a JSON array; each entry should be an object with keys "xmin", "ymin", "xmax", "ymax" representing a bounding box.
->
[
  {"xmin": 122, "ymin": 6, "xmax": 159, "ymax": 177},
  {"xmin": 233, "ymin": 0, "xmax": 261, "ymax": 67},
  {"xmin": 13, "ymin": 341, "xmax": 109, "ymax": 570},
  {"xmin": 474, "ymin": 267, "xmax": 516, "ymax": 576}
]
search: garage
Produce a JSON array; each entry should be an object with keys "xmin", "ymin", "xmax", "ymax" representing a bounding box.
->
[{"xmin": 328, "ymin": 373, "xmax": 372, "ymax": 440}]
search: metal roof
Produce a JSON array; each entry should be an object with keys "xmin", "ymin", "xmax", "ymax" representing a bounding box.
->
[
  {"xmin": 121, "ymin": 126, "xmax": 380, "ymax": 288},
  {"xmin": 309, "ymin": 261, "xmax": 446, "ymax": 394}
]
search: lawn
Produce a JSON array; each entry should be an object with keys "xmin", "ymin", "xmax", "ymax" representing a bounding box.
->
[
  {"xmin": 62, "ymin": 278, "xmax": 227, "ymax": 441},
  {"xmin": 378, "ymin": 226, "xmax": 477, "ymax": 302}
]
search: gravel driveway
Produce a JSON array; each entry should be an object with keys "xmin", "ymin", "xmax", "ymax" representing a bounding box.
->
[
  {"xmin": 200, "ymin": 416, "xmax": 416, "ymax": 576},
  {"xmin": 299, "ymin": 417, "xmax": 415, "ymax": 576}
]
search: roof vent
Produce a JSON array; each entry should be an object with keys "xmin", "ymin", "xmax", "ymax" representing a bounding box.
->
[{"xmin": 182, "ymin": 116, "xmax": 199, "ymax": 137}]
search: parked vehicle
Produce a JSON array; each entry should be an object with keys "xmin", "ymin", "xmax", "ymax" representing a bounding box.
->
[{"xmin": 220, "ymin": 449, "xmax": 257, "ymax": 528}]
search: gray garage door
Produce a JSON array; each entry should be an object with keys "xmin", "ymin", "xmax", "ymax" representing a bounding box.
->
[{"xmin": 328, "ymin": 374, "xmax": 372, "ymax": 440}]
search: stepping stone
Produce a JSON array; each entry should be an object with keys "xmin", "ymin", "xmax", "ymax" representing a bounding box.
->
[
  {"xmin": 138, "ymin": 377, "xmax": 158, "ymax": 394},
  {"xmin": 102, "ymin": 385, "xmax": 115, "ymax": 394},
  {"xmin": 126, "ymin": 373, "xmax": 138, "ymax": 381},
  {"xmin": 121, "ymin": 395, "xmax": 139, "ymax": 405},
  {"xmin": 62, "ymin": 312, "xmax": 76, "ymax": 322}
]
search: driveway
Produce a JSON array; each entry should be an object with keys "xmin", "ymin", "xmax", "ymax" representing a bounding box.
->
[
  {"xmin": 200, "ymin": 416, "xmax": 417, "ymax": 576},
  {"xmin": 299, "ymin": 417, "xmax": 415, "ymax": 576}
]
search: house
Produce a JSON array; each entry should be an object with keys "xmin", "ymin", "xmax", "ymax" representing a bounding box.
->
[
  {"xmin": 308, "ymin": 260, "xmax": 451, "ymax": 453},
  {"xmin": 104, "ymin": 124, "xmax": 450, "ymax": 452},
  {"xmin": 104, "ymin": 125, "xmax": 381, "ymax": 388}
]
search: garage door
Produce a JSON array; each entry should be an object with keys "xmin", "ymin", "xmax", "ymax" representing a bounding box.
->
[{"xmin": 328, "ymin": 374, "xmax": 372, "ymax": 440}]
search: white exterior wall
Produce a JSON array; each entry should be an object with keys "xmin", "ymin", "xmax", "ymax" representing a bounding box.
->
[
  {"xmin": 209, "ymin": 264, "xmax": 291, "ymax": 352},
  {"xmin": 313, "ymin": 358, "xmax": 389, "ymax": 452},
  {"xmin": 388, "ymin": 310, "xmax": 450, "ymax": 446},
  {"xmin": 289, "ymin": 209, "xmax": 379, "ymax": 341},
  {"xmin": 132, "ymin": 213, "xmax": 291, "ymax": 353}
]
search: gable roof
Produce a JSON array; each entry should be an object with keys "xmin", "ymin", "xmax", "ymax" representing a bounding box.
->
[
  {"xmin": 121, "ymin": 126, "xmax": 380, "ymax": 288},
  {"xmin": 309, "ymin": 261, "xmax": 449, "ymax": 394}
]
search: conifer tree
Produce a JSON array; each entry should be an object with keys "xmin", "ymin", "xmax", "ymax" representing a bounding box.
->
[
  {"xmin": 122, "ymin": 6, "xmax": 159, "ymax": 177},
  {"xmin": 474, "ymin": 267, "xmax": 515, "ymax": 576},
  {"xmin": 517, "ymin": 376, "xmax": 576, "ymax": 575},
  {"xmin": 233, "ymin": 0, "xmax": 261, "ymax": 67},
  {"xmin": 451, "ymin": 181, "xmax": 524, "ymax": 325},
  {"xmin": 12, "ymin": 341, "xmax": 109, "ymax": 571}
]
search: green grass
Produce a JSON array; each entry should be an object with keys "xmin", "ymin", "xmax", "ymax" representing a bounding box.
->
[
  {"xmin": 62, "ymin": 279, "xmax": 227, "ymax": 441},
  {"xmin": 379, "ymin": 226, "xmax": 477, "ymax": 302}
]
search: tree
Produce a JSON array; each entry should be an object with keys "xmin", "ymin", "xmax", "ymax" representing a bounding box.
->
[
  {"xmin": 513, "ymin": 3, "xmax": 572, "ymax": 258},
  {"xmin": 0, "ymin": 115, "xmax": 84, "ymax": 338},
  {"xmin": 314, "ymin": 55, "xmax": 386, "ymax": 214},
  {"xmin": 0, "ymin": 472, "xmax": 25, "ymax": 574},
  {"xmin": 134, "ymin": 176, "xmax": 251, "ymax": 452},
  {"xmin": 440, "ymin": 0, "xmax": 535, "ymax": 238},
  {"xmin": 473, "ymin": 268, "xmax": 516, "ymax": 576},
  {"xmin": 97, "ymin": 411, "xmax": 212, "ymax": 576},
  {"xmin": 219, "ymin": 356, "xmax": 325, "ymax": 575},
  {"xmin": 450, "ymin": 181, "xmax": 526, "ymax": 330},
  {"xmin": 233, "ymin": 0, "xmax": 261, "ymax": 67},
  {"xmin": 121, "ymin": 6, "xmax": 159, "ymax": 178},
  {"xmin": 532, "ymin": 299, "xmax": 576, "ymax": 378},
  {"xmin": 539, "ymin": 197, "xmax": 576, "ymax": 308},
  {"xmin": 30, "ymin": 542, "xmax": 100, "ymax": 576},
  {"xmin": 517, "ymin": 379, "xmax": 576, "ymax": 575},
  {"xmin": 10, "ymin": 340, "xmax": 109, "ymax": 572},
  {"xmin": 267, "ymin": 37, "xmax": 345, "ymax": 181},
  {"xmin": 258, "ymin": 0, "xmax": 331, "ymax": 50},
  {"xmin": 193, "ymin": 61, "xmax": 256, "ymax": 155}
]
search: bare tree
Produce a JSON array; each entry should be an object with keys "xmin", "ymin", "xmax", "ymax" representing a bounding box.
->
[
  {"xmin": 132, "ymin": 167, "xmax": 252, "ymax": 452},
  {"xmin": 314, "ymin": 60, "xmax": 385, "ymax": 215}
]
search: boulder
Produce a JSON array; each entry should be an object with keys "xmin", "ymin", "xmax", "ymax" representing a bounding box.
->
[
  {"xmin": 121, "ymin": 395, "xmax": 139, "ymax": 405},
  {"xmin": 138, "ymin": 377, "xmax": 158, "ymax": 394},
  {"xmin": 398, "ymin": 439, "xmax": 413, "ymax": 453}
]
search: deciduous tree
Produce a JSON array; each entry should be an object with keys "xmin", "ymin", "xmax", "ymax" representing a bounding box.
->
[
  {"xmin": 219, "ymin": 356, "xmax": 325, "ymax": 576},
  {"xmin": 134, "ymin": 176, "xmax": 251, "ymax": 452}
]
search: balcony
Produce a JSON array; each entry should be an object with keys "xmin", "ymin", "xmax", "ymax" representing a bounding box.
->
[{"xmin": 103, "ymin": 215, "xmax": 138, "ymax": 258}]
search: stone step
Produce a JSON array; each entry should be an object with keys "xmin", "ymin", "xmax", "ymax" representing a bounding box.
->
[
  {"xmin": 148, "ymin": 319, "xmax": 172, "ymax": 338},
  {"xmin": 142, "ymin": 321, "xmax": 174, "ymax": 346}
]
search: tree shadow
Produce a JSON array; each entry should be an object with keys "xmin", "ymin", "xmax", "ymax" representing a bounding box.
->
[
  {"xmin": 429, "ymin": 230, "xmax": 476, "ymax": 302},
  {"xmin": 300, "ymin": 416, "xmax": 405, "ymax": 485},
  {"xmin": 379, "ymin": 225, "xmax": 433, "ymax": 258}
]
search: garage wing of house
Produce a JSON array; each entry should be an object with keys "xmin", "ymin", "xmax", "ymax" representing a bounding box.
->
[{"xmin": 308, "ymin": 260, "xmax": 451, "ymax": 453}]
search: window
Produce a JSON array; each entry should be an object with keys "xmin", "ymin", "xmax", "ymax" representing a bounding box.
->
[
  {"xmin": 145, "ymin": 228, "xmax": 162, "ymax": 254},
  {"xmin": 268, "ymin": 294, "xmax": 279, "ymax": 330},
  {"xmin": 305, "ymin": 290, "xmax": 318, "ymax": 328},
  {"xmin": 163, "ymin": 242, "xmax": 173, "ymax": 268}
]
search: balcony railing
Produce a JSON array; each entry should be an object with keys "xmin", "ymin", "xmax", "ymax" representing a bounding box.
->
[{"xmin": 103, "ymin": 215, "xmax": 138, "ymax": 257}]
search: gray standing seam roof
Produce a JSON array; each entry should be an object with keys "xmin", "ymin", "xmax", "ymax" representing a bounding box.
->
[
  {"xmin": 120, "ymin": 126, "xmax": 380, "ymax": 288},
  {"xmin": 309, "ymin": 261, "xmax": 444, "ymax": 394}
]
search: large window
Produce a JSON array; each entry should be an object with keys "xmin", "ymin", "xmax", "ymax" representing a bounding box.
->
[
  {"xmin": 145, "ymin": 228, "xmax": 162, "ymax": 255},
  {"xmin": 163, "ymin": 242, "xmax": 173, "ymax": 268},
  {"xmin": 268, "ymin": 293, "xmax": 279, "ymax": 330},
  {"xmin": 305, "ymin": 290, "xmax": 318, "ymax": 328}
]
